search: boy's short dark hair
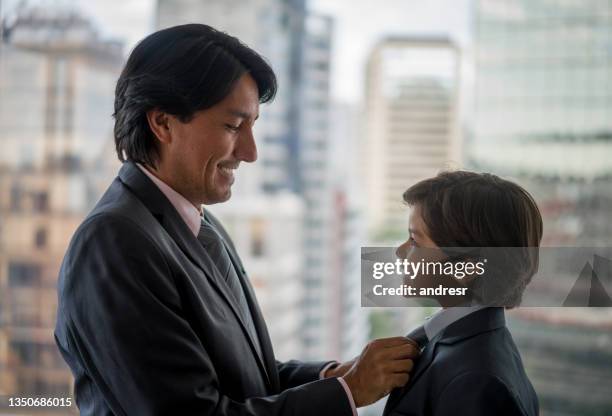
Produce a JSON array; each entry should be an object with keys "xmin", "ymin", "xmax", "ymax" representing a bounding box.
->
[
  {"xmin": 113, "ymin": 24, "xmax": 277, "ymax": 167},
  {"xmin": 403, "ymin": 171, "xmax": 543, "ymax": 307}
]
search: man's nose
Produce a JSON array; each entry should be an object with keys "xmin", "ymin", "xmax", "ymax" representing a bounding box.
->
[{"xmin": 236, "ymin": 127, "xmax": 257, "ymax": 162}]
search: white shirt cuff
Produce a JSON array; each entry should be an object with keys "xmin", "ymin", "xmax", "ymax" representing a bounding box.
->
[
  {"xmin": 319, "ymin": 362, "xmax": 357, "ymax": 415},
  {"xmin": 319, "ymin": 361, "xmax": 339, "ymax": 379},
  {"xmin": 337, "ymin": 377, "xmax": 358, "ymax": 416}
]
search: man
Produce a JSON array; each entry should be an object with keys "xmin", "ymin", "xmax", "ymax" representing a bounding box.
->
[
  {"xmin": 383, "ymin": 171, "xmax": 541, "ymax": 416},
  {"xmin": 54, "ymin": 24, "xmax": 417, "ymax": 415}
]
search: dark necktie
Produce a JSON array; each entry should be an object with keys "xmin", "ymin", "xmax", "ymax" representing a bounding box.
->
[
  {"xmin": 385, "ymin": 324, "xmax": 430, "ymax": 410},
  {"xmin": 197, "ymin": 217, "xmax": 262, "ymax": 357},
  {"xmin": 406, "ymin": 324, "xmax": 429, "ymax": 351}
]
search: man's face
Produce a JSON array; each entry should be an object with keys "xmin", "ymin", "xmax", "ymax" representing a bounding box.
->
[{"xmin": 157, "ymin": 73, "xmax": 260, "ymax": 206}]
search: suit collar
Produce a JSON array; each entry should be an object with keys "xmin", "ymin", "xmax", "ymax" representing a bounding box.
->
[
  {"xmin": 117, "ymin": 161, "xmax": 273, "ymax": 388},
  {"xmin": 135, "ymin": 163, "xmax": 202, "ymax": 236},
  {"xmin": 436, "ymin": 307, "xmax": 506, "ymax": 346},
  {"xmin": 424, "ymin": 305, "xmax": 488, "ymax": 341},
  {"xmin": 412, "ymin": 308, "xmax": 505, "ymax": 385},
  {"xmin": 384, "ymin": 308, "xmax": 506, "ymax": 415}
]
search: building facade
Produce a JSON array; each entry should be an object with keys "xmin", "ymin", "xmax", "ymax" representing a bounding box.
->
[
  {"xmin": 363, "ymin": 37, "xmax": 461, "ymax": 237},
  {"xmin": 472, "ymin": 1, "xmax": 612, "ymax": 414},
  {"xmin": 0, "ymin": 7, "xmax": 122, "ymax": 409},
  {"xmin": 155, "ymin": 0, "xmax": 368, "ymax": 361}
]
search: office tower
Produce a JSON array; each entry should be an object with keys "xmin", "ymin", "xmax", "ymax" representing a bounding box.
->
[
  {"xmin": 156, "ymin": 0, "xmax": 308, "ymax": 359},
  {"xmin": 327, "ymin": 100, "xmax": 370, "ymax": 361},
  {"xmin": 156, "ymin": 0, "xmax": 306, "ymax": 193},
  {"xmin": 471, "ymin": 0, "xmax": 612, "ymax": 245},
  {"xmin": 472, "ymin": 1, "xmax": 612, "ymax": 414},
  {"xmin": 328, "ymin": 187, "xmax": 368, "ymax": 361},
  {"xmin": 363, "ymin": 37, "xmax": 461, "ymax": 238},
  {"xmin": 155, "ymin": 1, "xmax": 366, "ymax": 361},
  {"xmin": 207, "ymin": 195, "xmax": 304, "ymax": 361},
  {"xmin": 0, "ymin": 6, "xmax": 122, "ymax": 406},
  {"xmin": 299, "ymin": 13, "xmax": 351, "ymax": 359}
]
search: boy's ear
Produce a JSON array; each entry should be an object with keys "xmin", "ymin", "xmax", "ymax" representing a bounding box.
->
[{"xmin": 452, "ymin": 256, "xmax": 483, "ymax": 285}]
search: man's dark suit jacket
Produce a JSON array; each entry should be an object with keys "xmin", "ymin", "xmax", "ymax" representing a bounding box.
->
[
  {"xmin": 383, "ymin": 307, "xmax": 539, "ymax": 416},
  {"xmin": 54, "ymin": 162, "xmax": 352, "ymax": 416}
]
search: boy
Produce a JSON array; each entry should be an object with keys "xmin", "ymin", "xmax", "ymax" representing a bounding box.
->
[{"xmin": 383, "ymin": 171, "xmax": 541, "ymax": 416}]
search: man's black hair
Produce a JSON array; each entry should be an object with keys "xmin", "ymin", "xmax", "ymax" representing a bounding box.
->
[{"xmin": 113, "ymin": 24, "xmax": 277, "ymax": 166}]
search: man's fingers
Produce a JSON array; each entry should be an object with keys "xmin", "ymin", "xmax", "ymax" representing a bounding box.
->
[
  {"xmin": 382, "ymin": 342, "xmax": 420, "ymax": 359},
  {"xmin": 372, "ymin": 336, "xmax": 416, "ymax": 348},
  {"xmin": 404, "ymin": 337, "xmax": 420, "ymax": 349},
  {"xmin": 387, "ymin": 358, "xmax": 414, "ymax": 373},
  {"xmin": 387, "ymin": 373, "xmax": 411, "ymax": 389}
]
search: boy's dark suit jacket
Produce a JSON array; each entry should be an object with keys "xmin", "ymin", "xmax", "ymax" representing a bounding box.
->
[
  {"xmin": 54, "ymin": 162, "xmax": 352, "ymax": 416},
  {"xmin": 383, "ymin": 307, "xmax": 539, "ymax": 416}
]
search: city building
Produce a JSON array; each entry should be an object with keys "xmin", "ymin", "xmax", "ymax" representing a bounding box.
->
[
  {"xmin": 155, "ymin": 0, "xmax": 309, "ymax": 360},
  {"xmin": 207, "ymin": 194, "xmax": 304, "ymax": 361},
  {"xmin": 471, "ymin": 0, "xmax": 612, "ymax": 414},
  {"xmin": 156, "ymin": 0, "xmax": 306, "ymax": 193},
  {"xmin": 363, "ymin": 36, "xmax": 461, "ymax": 238},
  {"xmin": 470, "ymin": 0, "xmax": 612, "ymax": 246},
  {"xmin": 328, "ymin": 101, "xmax": 370, "ymax": 361},
  {"xmin": 298, "ymin": 13, "xmax": 339, "ymax": 359},
  {"xmin": 156, "ymin": 0, "xmax": 367, "ymax": 361},
  {"xmin": 0, "ymin": 5, "xmax": 123, "ymax": 409}
]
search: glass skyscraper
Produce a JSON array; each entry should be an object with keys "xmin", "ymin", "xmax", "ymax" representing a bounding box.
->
[{"xmin": 472, "ymin": 1, "xmax": 612, "ymax": 414}]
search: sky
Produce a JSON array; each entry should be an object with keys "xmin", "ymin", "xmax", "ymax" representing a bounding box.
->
[
  {"xmin": 2, "ymin": 0, "xmax": 472, "ymax": 103},
  {"xmin": 309, "ymin": 0, "xmax": 472, "ymax": 102}
]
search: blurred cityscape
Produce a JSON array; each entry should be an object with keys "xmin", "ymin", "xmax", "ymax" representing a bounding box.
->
[{"xmin": 0, "ymin": 0, "xmax": 610, "ymax": 415}]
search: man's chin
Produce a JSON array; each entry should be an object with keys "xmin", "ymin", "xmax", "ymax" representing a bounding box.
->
[
  {"xmin": 200, "ymin": 187, "xmax": 232, "ymax": 205},
  {"xmin": 211, "ymin": 190, "xmax": 232, "ymax": 205}
]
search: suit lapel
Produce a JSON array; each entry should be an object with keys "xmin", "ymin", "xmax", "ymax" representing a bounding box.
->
[
  {"xmin": 204, "ymin": 211, "xmax": 280, "ymax": 392},
  {"xmin": 117, "ymin": 162, "xmax": 272, "ymax": 387},
  {"xmin": 384, "ymin": 334, "xmax": 442, "ymax": 414}
]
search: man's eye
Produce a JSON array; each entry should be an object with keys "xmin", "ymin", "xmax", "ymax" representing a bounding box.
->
[{"xmin": 225, "ymin": 124, "xmax": 240, "ymax": 131}]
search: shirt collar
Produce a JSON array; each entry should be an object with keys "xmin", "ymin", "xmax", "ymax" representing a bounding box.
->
[
  {"xmin": 136, "ymin": 163, "xmax": 202, "ymax": 237},
  {"xmin": 424, "ymin": 305, "xmax": 488, "ymax": 341}
]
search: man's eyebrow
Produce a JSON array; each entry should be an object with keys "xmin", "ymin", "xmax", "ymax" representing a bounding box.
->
[{"xmin": 227, "ymin": 109, "xmax": 259, "ymax": 120}]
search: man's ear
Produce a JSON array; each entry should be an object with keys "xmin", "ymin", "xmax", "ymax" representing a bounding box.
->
[{"xmin": 146, "ymin": 109, "xmax": 173, "ymax": 144}]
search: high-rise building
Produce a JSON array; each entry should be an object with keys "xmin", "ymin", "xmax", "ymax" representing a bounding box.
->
[
  {"xmin": 155, "ymin": 1, "xmax": 366, "ymax": 361},
  {"xmin": 299, "ymin": 13, "xmax": 354, "ymax": 359},
  {"xmin": 328, "ymin": 101, "xmax": 370, "ymax": 361},
  {"xmin": 472, "ymin": 1, "xmax": 612, "ymax": 414},
  {"xmin": 0, "ymin": 6, "xmax": 122, "ymax": 408},
  {"xmin": 207, "ymin": 194, "xmax": 304, "ymax": 361},
  {"xmin": 363, "ymin": 37, "xmax": 461, "ymax": 237},
  {"xmin": 156, "ymin": 0, "xmax": 306, "ymax": 193},
  {"xmin": 155, "ymin": 0, "xmax": 309, "ymax": 359},
  {"xmin": 471, "ymin": 0, "xmax": 612, "ymax": 245}
]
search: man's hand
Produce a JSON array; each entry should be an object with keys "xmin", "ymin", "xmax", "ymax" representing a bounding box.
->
[{"xmin": 341, "ymin": 337, "xmax": 419, "ymax": 407}]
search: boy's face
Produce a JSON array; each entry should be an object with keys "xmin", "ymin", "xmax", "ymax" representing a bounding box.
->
[
  {"xmin": 396, "ymin": 204, "xmax": 470, "ymax": 306},
  {"xmin": 397, "ymin": 205, "xmax": 438, "ymax": 258},
  {"xmin": 396, "ymin": 204, "xmax": 447, "ymax": 277}
]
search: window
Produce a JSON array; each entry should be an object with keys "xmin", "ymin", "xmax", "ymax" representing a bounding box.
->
[
  {"xmin": 250, "ymin": 218, "xmax": 266, "ymax": 257},
  {"xmin": 8, "ymin": 262, "xmax": 41, "ymax": 287},
  {"xmin": 34, "ymin": 227, "xmax": 47, "ymax": 248},
  {"xmin": 32, "ymin": 191, "xmax": 49, "ymax": 213}
]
